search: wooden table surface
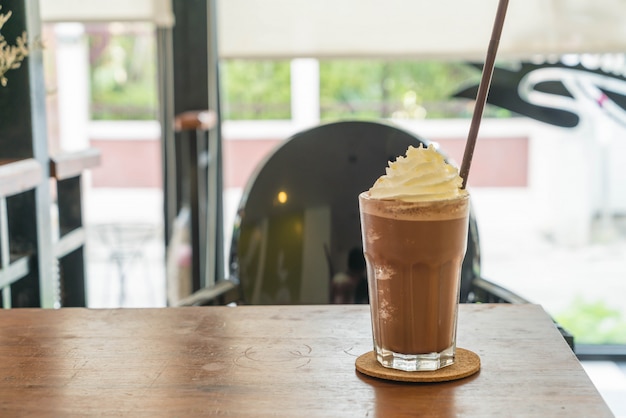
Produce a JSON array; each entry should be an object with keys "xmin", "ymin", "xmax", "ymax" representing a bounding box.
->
[{"xmin": 0, "ymin": 304, "xmax": 611, "ymax": 417}]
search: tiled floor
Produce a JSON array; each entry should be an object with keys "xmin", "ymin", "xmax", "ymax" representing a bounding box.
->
[
  {"xmin": 84, "ymin": 188, "xmax": 166, "ymax": 308},
  {"xmin": 83, "ymin": 186, "xmax": 626, "ymax": 416}
]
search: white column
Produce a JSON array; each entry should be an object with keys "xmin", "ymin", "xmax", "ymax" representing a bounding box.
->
[
  {"xmin": 54, "ymin": 23, "xmax": 90, "ymax": 151},
  {"xmin": 290, "ymin": 58, "xmax": 320, "ymax": 128}
]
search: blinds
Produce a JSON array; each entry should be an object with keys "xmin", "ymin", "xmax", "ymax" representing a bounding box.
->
[
  {"xmin": 217, "ymin": 0, "xmax": 626, "ymax": 59},
  {"xmin": 40, "ymin": 0, "xmax": 174, "ymax": 27},
  {"xmin": 39, "ymin": 0, "xmax": 626, "ymax": 59}
]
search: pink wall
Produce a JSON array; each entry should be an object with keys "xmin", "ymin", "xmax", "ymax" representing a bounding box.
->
[
  {"xmin": 222, "ymin": 139, "xmax": 280, "ymax": 189},
  {"xmin": 435, "ymin": 137, "xmax": 528, "ymax": 188},
  {"xmin": 90, "ymin": 139, "xmax": 162, "ymax": 188},
  {"xmin": 222, "ymin": 136, "xmax": 528, "ymax": 189},
  {"xmin": 89, "ymin": 135, "xmax": 528, "ymax": 189}
]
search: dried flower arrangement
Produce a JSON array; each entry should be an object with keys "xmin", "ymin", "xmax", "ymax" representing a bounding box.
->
[{"xmin": 0, "ymin": 6, "xmax": 29, "ymax": 87}]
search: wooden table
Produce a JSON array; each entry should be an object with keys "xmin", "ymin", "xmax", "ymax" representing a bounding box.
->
[{"xmin": 0, "ymin": 304, "xmax": 611, "ymax": 417}]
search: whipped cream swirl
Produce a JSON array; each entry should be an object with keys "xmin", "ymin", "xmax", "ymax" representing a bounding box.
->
[{"xmin": 369, "ymin": 144, "xmax": 467, "ymax": 202}]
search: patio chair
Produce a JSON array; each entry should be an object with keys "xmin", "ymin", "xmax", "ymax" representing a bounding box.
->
[
  {"xmin": 226, "ymin": 120, "xmax": 482, "ymax": 305},
  {"xmin": 178, "ymin": 119, "xmax": 574, "ymax": 350}
]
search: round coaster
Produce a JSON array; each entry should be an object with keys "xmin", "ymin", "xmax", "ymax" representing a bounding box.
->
[{"xmin": 355, "ymin": 348, "xmax": 480, "ymax": 383}]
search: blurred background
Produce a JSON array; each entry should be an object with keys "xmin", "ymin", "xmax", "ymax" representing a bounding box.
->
[
  {"xmin": 0, "ymin": 0, "xmax": 618, "ymax": 413},
  {"xmin": 39, "ymin": 3, "xmax": 626, "ymax": 350}
]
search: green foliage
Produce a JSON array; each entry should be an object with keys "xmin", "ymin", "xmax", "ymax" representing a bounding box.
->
[
  {"xmin": 319, "ymin": 60, "xmax": 481, "ymax": 120},
  {"xmin": 91, "ymin": 81, "xmax": 157, "ymax": 120},
  {"xmin": 220, "ymin": 58, "xmax": 509, "ymax": 121},
  {"xmin": 88, "ymin": 25, "xmax": 158, "ymax": 120},
  {"xmin": 555, "ymin": 296, "xmax": 626, "ymax": 345},
  {"xmin": 318, "ymin": 60, "xmax": 385, "ymax": 119},
  {"xmin": 86, "ymin": 24, "xmax": 512, "ymax": 122},
  {"xmin": 221, "ymin": 60, "xmax": 292, "ymax": 120}
]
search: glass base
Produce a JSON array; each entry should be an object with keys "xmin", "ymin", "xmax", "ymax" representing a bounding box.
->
[{"xmin": 375, "ymin": 343, "xmax": 455, "ymax": 372}]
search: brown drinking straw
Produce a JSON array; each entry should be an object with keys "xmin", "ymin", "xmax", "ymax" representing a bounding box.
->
[{"xmin": 459, "ymin": 0, "xmax": 510, "ymax": 189}]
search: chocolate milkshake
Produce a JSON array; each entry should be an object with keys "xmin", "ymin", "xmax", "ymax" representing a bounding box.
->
[{"xmin": 359, "ymin": 144, "xmax": 469, "ymax": 371}]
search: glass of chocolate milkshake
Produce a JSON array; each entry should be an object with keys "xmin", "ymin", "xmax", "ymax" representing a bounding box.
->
[{"xmin": 359, "ymin": 144, "xmax": 469, "ymax": 371}]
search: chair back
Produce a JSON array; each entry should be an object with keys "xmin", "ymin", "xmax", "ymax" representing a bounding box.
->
[{"xmin": 229, "ymin": 120, "xmax": 480, "ymax": 304}]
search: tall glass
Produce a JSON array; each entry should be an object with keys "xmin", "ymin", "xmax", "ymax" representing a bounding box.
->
[{"xmin": 359, "ymin": 192, "xmax": 470, "ymax": 371}]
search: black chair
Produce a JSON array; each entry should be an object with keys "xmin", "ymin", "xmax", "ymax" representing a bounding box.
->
[
  {"xmin": 178, "ymin": 120, "xmax": 573, "ymax": 349},
  {"xmin": 227, "ymin": 120, "xmax": 482, "ymax": 305}
]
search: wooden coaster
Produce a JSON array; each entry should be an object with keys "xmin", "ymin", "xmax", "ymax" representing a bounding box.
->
[{"xmin": 355, "ymin": 348, "xmax": 480, "ymax": 383}]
